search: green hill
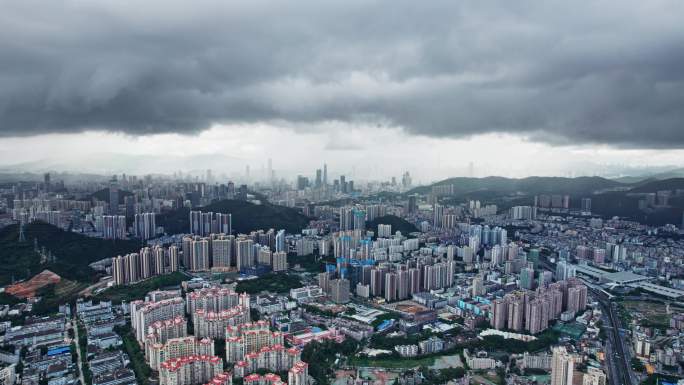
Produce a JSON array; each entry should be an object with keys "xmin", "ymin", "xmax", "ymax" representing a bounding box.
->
[
  {"xmin": 366, "ymin": 215, "xmax": 419, "ymax": 236},
  {"xmin": 157, "ymin": 199, "xmax": 310, "ymax": 235},
  {"xmin": 0, "ymin": 222, "xmax": 141, "ymax": 285},
  {"xmin": 408, "ymin": 176, "xmax": 624, "ymax": 196}
]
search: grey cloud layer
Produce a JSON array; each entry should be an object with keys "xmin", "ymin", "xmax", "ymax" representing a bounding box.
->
[{"xmin": 1, "ymin": 0, "xmax": 684, "ymax": 147}]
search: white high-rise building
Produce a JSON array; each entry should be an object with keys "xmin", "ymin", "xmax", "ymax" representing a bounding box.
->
[
  {"xmin": 216, "ymin": 213, "xmax": 232, "ymax": 235},
  {"xmin": 103, "ymin": 215, "xmax": 126, "ymax": 240},
  {"xmin": 236, "ymin": 238, "xmax": 255, "ymax": 271},
  {"xmin": 275, "ymin": 230, "xmax": 286, "ymax": 253},
  {"xmin": 134, "ymin": 212, "xmax": 156, "ymax": 240},
  {"xmin": 212, "ymin": 235, "xmax": 233, "ymax": 268},
  {"xmin": 191, "ymin": 238, "xmax": 210, "ymax": 271},
  {"xmin": 551, "ymin": 346, "xmax": 575, "ymax": 385},
  {"xmin": 378, "ymin": 224, "xmax": 392, "ymax": 238},
  {"xmin": 272, "ymin": 251, "xmax": 287, "ymax": 272}
]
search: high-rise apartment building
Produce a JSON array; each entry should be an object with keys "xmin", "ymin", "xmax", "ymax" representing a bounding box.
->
[
  {"xmin": 134, "ymin": 212, "xmax": 156, "ymax": 240},
  {"xmin": 147, "ymin": 336, "xmax": 214, "ymax": 371},
  {"xmin": 330, "ymin": 278, "xmax": 350, "ymax": 304},
  {"xmin": 191, "ymin": 238, "xmax": 210, "ymax": 271},
  {"xmin": 433, "ymin": 204, "xmax": 444, "ymax": 228},
  {"xmin": 159, "ymin": 355, "xmax": 223, "ymax": 385},
  {"xmin": 103, "ymin": 215, "xmax": 126, "ymax": 240},
  {"xmin": 275, "ymin": 230, "xmax": 286, "ymax": 253},
  {"xmin": 236, "ymin": 238, "xmax": 255, "ymax": 271},
  {"xmin": 551, "ymin": 346, "xmax": 575, "ymax": 385},
  {"xmin": 211, "ymin": 235, "xmax": 233, "ymax": 268},
  {"xmin": 520, "ymin": 263, "xmax": 535, "ymax": 290},
  {"xmin": 272, "ymin": 251, "xmax": 287, "ymax": 272},
  {"xmin": 377, "ymin": 224, "xmax": 392, "ymax": 238}
]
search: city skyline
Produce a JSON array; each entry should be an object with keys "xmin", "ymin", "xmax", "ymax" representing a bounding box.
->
[{"xmin": 3, "ymin": 126, "xmax": 684, "ymax": 182}]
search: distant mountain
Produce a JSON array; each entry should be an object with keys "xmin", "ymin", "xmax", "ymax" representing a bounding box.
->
[
  {"xmin": 366, "ymin": 215, "xmax": 419, "ymax": 236},
  {"xmin": 408, "ymin": 176, "xmax": 624, "ymax": 196},
  {"xmin": 611, "ymin": 176, "xmax": 656, "ymax": 184},
  {"xmin": 157, "ymin": 199, "xmax": 310, "ymax": 235},
  {"xmin": 628, "ymin": 178, "xmax": 684, "ymax": 193},
  {"xmin": 0, "ymin": 222, "xmax": 140, "ymax": 285}
]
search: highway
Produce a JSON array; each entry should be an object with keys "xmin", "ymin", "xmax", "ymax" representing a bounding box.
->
[{"xmin": 591, "ymin": 286, "xmax": 635, "ymax": 385}]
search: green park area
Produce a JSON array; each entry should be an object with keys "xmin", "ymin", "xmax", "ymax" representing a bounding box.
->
[
  {"xmin": 235, "ymin": 273, "xmax": 302, "ymax": 294},
  {"xmin": 93, "ymin": 272, "xmax": 187, "ymax": 303},
  {"xmin": 619, "ymin": 300, "xmax": 679, "ymax": 330}
]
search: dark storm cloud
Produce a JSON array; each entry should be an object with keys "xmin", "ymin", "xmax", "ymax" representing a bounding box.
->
[{"xmin": 1, "ymin": 0, "xmax": 684, "ymax": 147}]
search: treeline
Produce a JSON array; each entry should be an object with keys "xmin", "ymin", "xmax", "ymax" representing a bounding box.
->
[
  {"xmin": 235, "ymin": 273, "xmax": 302, "ymax": 294},
  {"xmin": 301, "ymin": 339, "xmax": 358, "ymax": 385},
  {"xmin": 93, "ymin": 272, "xmax": 187, "ymax": 303},
  {"xmin": 0, "ymin": 222, "xmax": 141, "ymax": 285},
  {"xmin": 366, "ymin": 215, "xmax": 419, "ymax": 236},
  {"xmin": 157, "ymin": 199, "xmax": 310, "ymax": 235}
]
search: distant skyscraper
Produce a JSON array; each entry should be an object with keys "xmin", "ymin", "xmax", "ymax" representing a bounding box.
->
[
  {"xmin": 433, "ymin": 204, "xmax": 444, "ymax": 228},
  {"xmin": 275, "ymin": 230, "xmax": 286, "ymax": 253},
  {"xmin": 339, "ymin": 207, "xmax": 354, "ymax": 231},
  {"xmin": 353, "ymin": 209, "xmax": 366, "ymax": 231},
  {"xmin": 315, "ymin": 169, "xmax": 322, "ymax": 188},
  {"xmin": 43, "ymin": 172, "xmax": 51, "ymax": 192},
  {"xmin": 109, "ymin": 177, "xmax": 119, "ymax": 215},
  {"xmin": 296, "ymin": 175, "xmax": 309, "ymax": 190},
  {"xmin": 323, "ymin": 163, "xmax": 328, "ymax": 185},
  {"xmin": 401, "ymin": 171, "xmax": 412, "ymax": 189},
  {"xmin": 407, "ymin": 195, "xmax": 417, "ymax": 214},
  {"xmin": 581, "ymin": 198, "xmax": 592, "ymax": 212}
]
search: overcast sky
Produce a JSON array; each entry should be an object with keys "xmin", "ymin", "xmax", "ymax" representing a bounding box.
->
[{"xmin": 1, "ymin": 0, "xmax": 683, "ymax": 181}]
